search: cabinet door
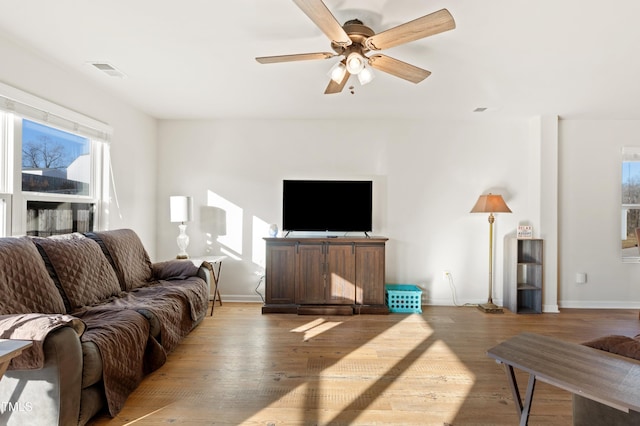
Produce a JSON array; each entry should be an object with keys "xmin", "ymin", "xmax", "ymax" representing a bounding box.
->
[
  {"xmin": 326, "ymin": 244, "xmax": 356, "ymax": 304},
  {"xmin": 296, "ymin": 244, "xmax": 326, "ymax": 304},
  {"xmin": 265, "ymin": 243, "xmax": 296, "ymax": 304},
  {"xmin": 355, "ymin": 244, "xmax": 385, "ymax": 305}
]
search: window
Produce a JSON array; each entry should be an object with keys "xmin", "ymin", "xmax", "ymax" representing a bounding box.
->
[
  {"xmin": 22, "ymin": 120, "xmax": 91, "ymax": 195},
  {"xmin": 0, "ymin": 83, "xmax": 111, "ymax": 237},
  {"xmin": 622, "ymin": 147, "xmax": 640, "ymax": 261}
]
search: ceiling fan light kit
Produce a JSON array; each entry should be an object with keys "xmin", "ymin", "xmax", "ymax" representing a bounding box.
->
[
  {"xmin": 357, "ymin": 66, "xmax": 375, "ymax": 85},
  {"xmin": 328, "ymin": 61, "xmax": 347, "ymax": 83},
  {"xmin": 346, "ymin": 51, "xmax": 366, "ymax": 74},
  {"xmin": 255, "ymin": 0, "xmax": 456, "ymax": 94}
]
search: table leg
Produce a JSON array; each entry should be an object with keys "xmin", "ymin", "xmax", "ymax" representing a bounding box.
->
[
  {"xmin": 204, "ymin": 260, "xmax": 223, "ymax": 316},
  {"xmin": 502, "ymin": 364, "xmax": 537, "ymax": 426},
  {"xmin": 520, "ymin": 374, "xmax": 537, "ymax": 426},
  {"xmin": 505, "ymin": 364, "xmax": 523, "ymax": 417},
  {"xmin": 0, "ymin": 361, "xmax": 9, "ymax": 380}
]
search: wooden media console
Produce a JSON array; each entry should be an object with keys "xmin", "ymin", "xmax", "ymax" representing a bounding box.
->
[{"xmin": 262, "ymin": 237, "xmax": 389, "ymax": 315}]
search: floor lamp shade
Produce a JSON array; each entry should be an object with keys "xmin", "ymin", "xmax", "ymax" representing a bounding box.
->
[
  {"xmin": 170, "ymin": 196, "xmax": 193, "ymax": 259},
  {"xmin": 470, "ymin": 193, "xmax": 512, "ymax": 313},
  {"xmin": 470, "ymin": 194, "xmax": 512, "ymax": 214}
]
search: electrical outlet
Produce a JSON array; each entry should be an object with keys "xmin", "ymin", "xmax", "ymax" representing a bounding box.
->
[{"xmin": 442, "ymin": 270, "xmax": 450, "ymax": 280}]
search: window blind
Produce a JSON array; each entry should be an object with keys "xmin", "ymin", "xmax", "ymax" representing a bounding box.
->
[{"xmin": 0, "ymin": 81, "xmax": 111, "ymax": 143}]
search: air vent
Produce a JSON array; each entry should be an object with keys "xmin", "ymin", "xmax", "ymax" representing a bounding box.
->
[
  {"xmin": 89, "ymin": 62, "xmax": 126, "ymax": 78},
  {"xmin": 473, "ymin": 107, "xmax": 488, "ymax": 112}
]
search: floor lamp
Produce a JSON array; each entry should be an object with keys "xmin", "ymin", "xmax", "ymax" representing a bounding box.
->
[{"xmin": 470, "ymin": 193, "xmax": 512, "ymax": 313}]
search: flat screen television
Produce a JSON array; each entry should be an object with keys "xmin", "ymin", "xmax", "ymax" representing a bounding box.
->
[{"xmin": 282, "ymin": 180, "xmax": 373, "ymax": 233}]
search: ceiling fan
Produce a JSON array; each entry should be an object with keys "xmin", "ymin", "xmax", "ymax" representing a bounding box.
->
[{"xmin": 255, "ymin": 0, "xmax": 456, "ymax": 94}]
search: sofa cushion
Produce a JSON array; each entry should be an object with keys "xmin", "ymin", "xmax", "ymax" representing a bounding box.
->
[
  {"xmin": 33, "ymin": 236, "xmax": 121, "ymax": 311},
  {"xmin": 85, "ymin": 229, "xmax": 153, "ymax": 291},
  {"xmin": 0, "ymin": 237, "xmax": 66, "ymax": 314},
  {"xmin": 33, "ymin": 240, "xmax": 73, "ymax": 313},
  {"xmin": 583, "ymin": 334, "xmax": 640, "ymax": 360},
  {"xmin": 81, "ymin": 341, "xmax": 103, "ymax": 388},
  {"xmin": 79, "ymin": 385, "xmax": 106, "ymax": 426}
]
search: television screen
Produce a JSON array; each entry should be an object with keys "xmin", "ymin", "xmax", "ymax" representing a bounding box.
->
[{"xmin": 282, "ymin": 180, "xmax": 373, "ymax": 232}]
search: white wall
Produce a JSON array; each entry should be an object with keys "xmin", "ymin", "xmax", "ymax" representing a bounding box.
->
[
  {"xmin": 0, "ymin": 31, "xmax": 159, "ymax": 256},
  {"xmin": 158, "ymin": 118, "xmax": 537, "ymax": 306},
  {"xmin": 559, "ymin": 120, "xmax": 640, "ymax": 308},
  {"xmin": 7, "ymin": 28, "xmax": 638, "ymax": 309}
]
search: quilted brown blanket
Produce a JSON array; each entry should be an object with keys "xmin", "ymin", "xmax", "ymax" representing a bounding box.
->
[
  {"xmin": 75, "ymin": 308, "xmax": 154, "ymax": 416},
  {"xmin": 73, "ymin": 277, "xmax": 207, "ymax": 416},
  {"xmin": 104, "ymin": 277, "xmax": 208, "ymax": 353},
  {"xmin": 0, "ymin": 313, "xmax": 85, "ymax": 369}
]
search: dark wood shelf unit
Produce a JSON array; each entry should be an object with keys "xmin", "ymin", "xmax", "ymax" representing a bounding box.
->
[
  {"xmin": 263, "ymin": 236, "xmax": 389, "ymax": 315},
  {"xmin": 504, "ymin": 238, "xmax": 543, "ymax": 314}
]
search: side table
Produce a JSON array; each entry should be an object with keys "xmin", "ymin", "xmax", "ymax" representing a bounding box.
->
[
  {"xmin": 0, "ymin": 339, "xmax": 32, "ymax": 381},
  {"xmin": 191, "ymin": 256, "xmax": 226, "ymax": 315}
]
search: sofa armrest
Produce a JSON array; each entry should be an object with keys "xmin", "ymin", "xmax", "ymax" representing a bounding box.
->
[
  {"xmin": 152, "ymin": 259, "xmax": 211, "ymax": 296},
  {"xmin": 151, "ymin": 259, "xmax": 199, "ymax": 281},
  {"xmin": 197, "ymin": 264, "xmax": 212, "ymax": 296},
  {"xmin": 0, "ymin": 313, "xmax": 85, "ymax": 370},
  {"xmin": 0, "ymin": 326, "xmax": 83, "ymax": 426}
]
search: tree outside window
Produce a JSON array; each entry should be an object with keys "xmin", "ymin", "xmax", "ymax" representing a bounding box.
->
[{"xmin": 21, "ymin": 119, "xmax": 90, "ymax": 195}]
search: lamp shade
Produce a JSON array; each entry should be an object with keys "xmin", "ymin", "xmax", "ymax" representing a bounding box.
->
[
  {"xmin": 170, "ymin": 196, "xmax": 193, "ymax": 223},
  {"xmin": 470, "ymin": 193, "xmax": 512, "ymax": 214}
]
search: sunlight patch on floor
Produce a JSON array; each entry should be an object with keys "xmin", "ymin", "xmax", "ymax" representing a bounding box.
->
[
  {"xmin": 122, "ymin": 405, "xmax": 172, "ymax": 425},
  {"xmin": 290, "ymin": 317, "xmax": 344, "ymax": 341},
  {"xmin": 269, "ymin": 315, "xmax": 477, "ymax": 424}
]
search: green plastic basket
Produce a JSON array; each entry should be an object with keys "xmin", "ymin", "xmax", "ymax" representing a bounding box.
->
[{"xmin": 385, "ymin": 284, "xmax": 422, "ymax": 313}]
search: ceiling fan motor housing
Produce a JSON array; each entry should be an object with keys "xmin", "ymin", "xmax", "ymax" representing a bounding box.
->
[{"xmin": 330, "ymin": 20, "xmax": 375, "ymax": 55}]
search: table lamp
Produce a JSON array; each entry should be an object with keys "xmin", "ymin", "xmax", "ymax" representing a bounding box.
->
[{"xmin": 170, "ymin": 195, "xmax": 193, "ymax": 259}]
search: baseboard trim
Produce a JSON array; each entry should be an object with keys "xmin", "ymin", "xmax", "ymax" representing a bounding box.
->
[{"xmin": 559, "ymin": 301, "xmax": 640, "ymax": 309}]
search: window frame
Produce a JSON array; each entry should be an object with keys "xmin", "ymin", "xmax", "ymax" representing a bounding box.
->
[
  {"xmin": 621, "ymin": 147, "xmax": 640, "ymax": 263},
  {"xmin": 0, "ymin": 82, "xmax": 112, "ymax": 237}
]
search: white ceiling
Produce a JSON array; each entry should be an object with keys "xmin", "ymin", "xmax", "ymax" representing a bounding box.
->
[{"xmin": 1, "ymin": 0, "xmax": 639, "ymax": 121}]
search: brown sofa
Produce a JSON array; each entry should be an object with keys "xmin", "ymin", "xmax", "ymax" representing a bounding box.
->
[
  {"xmin": 0, "ymin": 229, "xmax": 210, "ymax": 426},
  {"xmin": 573, "ymin": 334, "xmax": 640, "ymax": 425}
]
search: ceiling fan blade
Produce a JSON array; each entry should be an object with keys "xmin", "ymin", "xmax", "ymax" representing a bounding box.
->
[
  {"xmin": 324, "ymin": 70, "xmax": 351, "ymax": 94},
  {"xmin": 255, "ymin": 52, "xmax": 336, "ymax": 64},
  {"xmin": 368, "ymin": 54, "xmax": 431, "ymax": 84},
  {"xmin": 365, "ymin": 9, "xmax": 455, "ymax": 51},
  {"xmin": 292, "ymin": 0, "xmax": 352, "ymax": 46}
]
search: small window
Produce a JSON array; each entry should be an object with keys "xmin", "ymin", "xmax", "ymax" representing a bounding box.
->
[
  {"xmin": 622, "ymin": 147, "xmax": 640, "ymax": 261},
  {"xmin": 21, "ymin": 119, "xmax": 91, "ymax": 196}
]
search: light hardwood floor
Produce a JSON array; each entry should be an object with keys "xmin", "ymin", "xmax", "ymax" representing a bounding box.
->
[{"xmin": 89, "ymin": 303, "xmax": 640, "ymax": 425}]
